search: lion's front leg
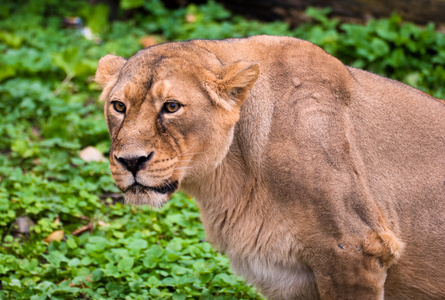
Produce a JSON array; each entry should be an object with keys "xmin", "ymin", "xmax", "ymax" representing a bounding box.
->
[
  {"xmin": 314, "ymin": 250, "xmax": 385, "ymax": 299},
  {"xmin": 264, "ymin": 97, "xmax": 404, "ymax": 299},
  {"xmin": 303, "ymin": 229, "xmax": 402, "ymax": 300}
]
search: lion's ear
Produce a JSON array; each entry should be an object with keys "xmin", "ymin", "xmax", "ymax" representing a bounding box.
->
[
  {"xmin": 215, "ymin": 61, "xmax": 260, "ymax": 109},
  {"xmin": 95, "ymin": 54, "xmax": 127, "ymax": 88}
]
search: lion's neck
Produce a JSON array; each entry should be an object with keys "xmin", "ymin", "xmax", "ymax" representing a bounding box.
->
[
  {"xmin": 181, "ymin": 144, "xmax": 249, "ymax": 249},
  {"xmin": 180, "ymin": 142, "xmax": 315, "ymax": 298},
  {"xmin": 181, "ymin": 143, "xmax": 300, "ymax": 259}
]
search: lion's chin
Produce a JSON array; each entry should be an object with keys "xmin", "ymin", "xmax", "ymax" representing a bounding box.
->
[
  {"xmin": 123, "ymin": 181, "xmax": 179, "ymax": 207},
  {"xmin": 124, "ymin": 190, "xmax": 170, "ymax": 207}
]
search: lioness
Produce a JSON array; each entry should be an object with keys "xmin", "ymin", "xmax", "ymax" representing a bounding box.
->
[{"xmin": 96, "ymin": 35, "xmax": 445, "ymax": 300}]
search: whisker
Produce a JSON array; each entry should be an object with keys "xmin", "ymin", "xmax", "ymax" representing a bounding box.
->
[
  {"xmin": 172, "ymin": 167, "xmax": 194, "ymax": 171},
  {"xmin": 172, "ymin": 164, "xmax": 195, "ymax": 176},
  {"xmin": 173, "ymin": 160, "xmax": 193, "ymax": 169},
  {"xmin": 177, "ymin": 143, "xmax": 195, "ymax": 156},
  {"xmin": 176, "ymin": 142, "xmax": 211, "ymax": 158},
  {"xmin": 177, "ymin": 151, "xmax": 206, "ymax": 157}
]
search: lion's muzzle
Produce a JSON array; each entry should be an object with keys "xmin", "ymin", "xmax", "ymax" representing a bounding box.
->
[
  {"xmin": 111, "ymin": 150, "xmax": 181, "ymax": 206},
  {"xmin": 115, "ymin": 152, "xmax": 154, "ymax": 176}
]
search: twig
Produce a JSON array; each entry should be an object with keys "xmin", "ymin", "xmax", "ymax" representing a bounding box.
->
[
  {"xmin": 54, "ymin": 73, "xmax": 74, "ymax": 96},
  {"xmin": 72, "ymin": 222, "xmax": 93, "ymax": 236}
]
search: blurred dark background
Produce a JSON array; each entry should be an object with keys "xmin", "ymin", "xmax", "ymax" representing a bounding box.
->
[{"xmin": 96, "ymin": 0, "xmax": 445, "ymax": 26}]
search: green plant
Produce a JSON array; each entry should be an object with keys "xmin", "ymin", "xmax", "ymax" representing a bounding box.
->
[{"xmin": 294, "ymin": 9, "xmax": 445, "ymax": 98}]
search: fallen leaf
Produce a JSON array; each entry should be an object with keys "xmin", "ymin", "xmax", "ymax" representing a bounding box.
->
[
  {"xmin": 43, "ymin": 230, "xmax": 64, "ymax": 243},
  {"xmin": 140, "ymin": 35, "xmax": 158, "ymax": 48},
  {"xmin": 97, "ymin": 220, "xmax": 110, "ymax": 227},
  {"xmin": 31, "ymin": 127, "xmax": 40, "ymax": 138},
  {"xmin": 79, "ymin": 146, "xmax": 106, "ymax": 162},
  {"xmin": 185, "ymin": 13, "xmax": 196, "ymax": 23},
  {"xmin": 13, "ymin": 216, "xmax": 35, "ymax": 234},
  {"xmin": 69, "ymin": 282, "xmax": 85, "ymax": 288}
]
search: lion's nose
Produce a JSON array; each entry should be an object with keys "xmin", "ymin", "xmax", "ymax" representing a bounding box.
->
[{"xmin": 115, "ymin": 152, "xmax": 154, "ymax": 175}]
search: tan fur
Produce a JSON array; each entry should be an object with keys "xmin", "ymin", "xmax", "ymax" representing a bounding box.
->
[{"xmin": 96, "ymin": 36, "xmax": 445, "ymax": 300}]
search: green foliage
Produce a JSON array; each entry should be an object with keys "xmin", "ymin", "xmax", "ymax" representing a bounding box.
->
[
  {"xmin": 1, "ymin": 196, "xmax": 258, "ymax": 299},
  {"xmin": 0, "ymin": 0, "xmax": 443, "ymax": 298},
  {"xmin": 294, "ymin": 9, "xmax": 445, "ymax": 98},
  {"xmin": 136, "ymin": 0, "xmax": 291, "ymax": 40}
]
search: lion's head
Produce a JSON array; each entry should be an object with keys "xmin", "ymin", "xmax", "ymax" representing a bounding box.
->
[{"xmin": 96, "ymin": 42, "xmax": 259, "ymax": 206}]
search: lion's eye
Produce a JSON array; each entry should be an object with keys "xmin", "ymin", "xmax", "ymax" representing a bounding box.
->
[
  {"xmin": 163, "ymin": 101, "xmax": 182, "ymax": 113},
  {"xmin": 113, "ymin": 101, "xmax": 126, "ymax": 113}
]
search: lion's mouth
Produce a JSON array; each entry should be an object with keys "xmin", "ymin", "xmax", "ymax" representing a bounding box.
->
[{"xmin": 125, "ymin": 180, "xmax": 179, "ymax": 195}]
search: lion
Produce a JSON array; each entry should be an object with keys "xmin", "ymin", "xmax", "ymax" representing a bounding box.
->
[{"xmin": 95, "ymin": 35, "xmax": 445, "ymax": 300}]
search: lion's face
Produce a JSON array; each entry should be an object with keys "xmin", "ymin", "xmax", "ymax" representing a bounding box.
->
[{"xmin": 96, "ymin": 45, "xmax": 259, "ymax": 206}]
